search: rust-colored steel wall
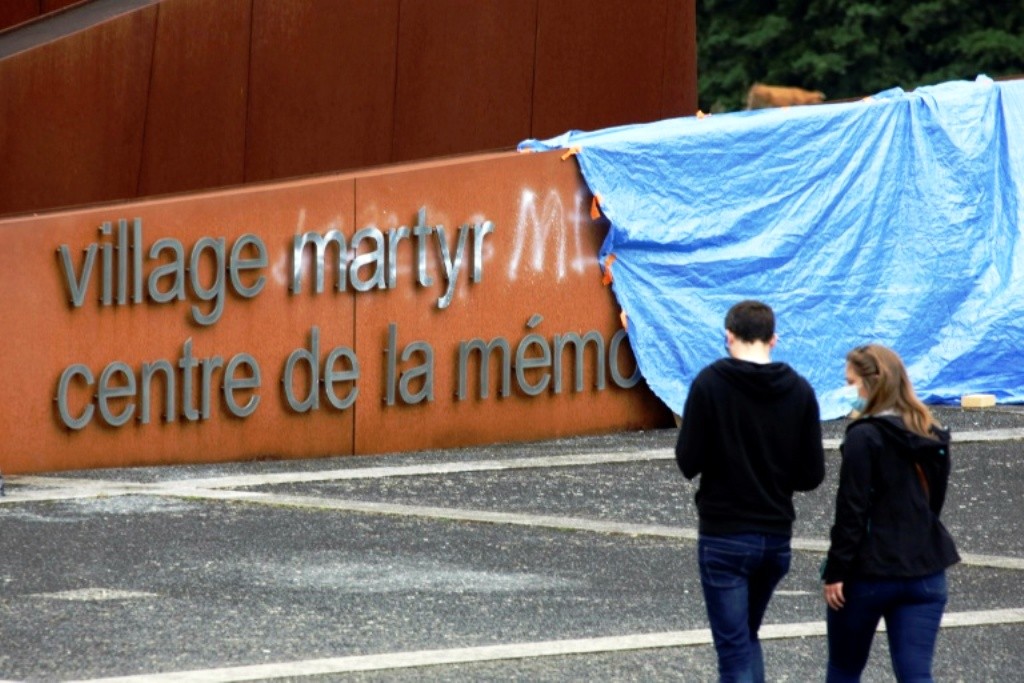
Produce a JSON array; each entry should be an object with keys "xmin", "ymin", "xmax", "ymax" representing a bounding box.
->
[
  {"xmin": 0, "ymin": 1, "xmax": 40, "ymax": 32},
  {"xmin": 0, "ymin": 7, "xmax": 156, "ymax": 215},
  {"xmin": 0, "ymin": 150, "xmax": 671, "ymax": 474},
  {"xmin": 391, "ymin": 0, "xmax": 538, "ymax": 160},
  {"xmin": 532, "ymin": 0, "xmax": 684, "ymax": 139},
  {"xmin": 662, "ymin": 0, "xmax": 699, "ymax": 116},
  {"xmin": 245, "ymin": 0, "xmax": 401, "ymax": 182},
  {"xmin": 0, "ymin": 0, "xmax": 697, "ymax": 217}
]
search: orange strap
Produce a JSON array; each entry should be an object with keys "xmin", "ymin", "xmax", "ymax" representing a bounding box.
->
[
  {"xmin": 590, "ymin": 194, "xmax": 603, "ymax": 220},
  {"xmin": 601, "ymin": 253, "xmax": 616, "ymax": 285},
  {"xmin": 560, "ymin": 146, "xmax": 581, "ymax": 161},
  {"xmin": 914, "ymin": 463, "xmax": 931, "ymax": 499}
]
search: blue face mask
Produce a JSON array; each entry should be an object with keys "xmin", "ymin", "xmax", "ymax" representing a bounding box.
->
[{"xmin": 839, "ymin": 384, "xmax": 867, "ymax": 413}]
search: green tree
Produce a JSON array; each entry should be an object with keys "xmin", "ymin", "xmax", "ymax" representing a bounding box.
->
[{"xmin": 697, "ymin": 0, "xmax": 1024, "ymax": 112}]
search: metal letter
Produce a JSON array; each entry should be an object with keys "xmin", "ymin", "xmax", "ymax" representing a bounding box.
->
[
  {"xmin": 283, "ymin": 327, "xmax": 320, "ymax": 413},
  {"xmin": 399, "ymin": 341, "xmax": 434, "ymax": 404},
  {"xmin": 291, "ymin": 230, "xmax": 347, "ymax": 294},
  {"xmin": 553, "ymin": 331, "xmax": 606, "ymax": 393},
  {"xmin": 56, "ymin": 364, "xmax": 94, "ymax": 430},
  {"xmin": 350, "ymin": 226, "xmax": 386, "ymax": 292},
  {"xmin": 223, "ymin": 353, "xmax": 261, "ymax": 418},
  {"xmin": 324, "ymin": 346, "xmax": 358, "ymax": 410},
  {"xmin": 386, "ymin": 225, "xmax": 410, "ymax": 289},
  {"xmin": 190, "ymin": 237, "xmax": 226, "ymax": 326},
  {"xmin": 57, "ymin": 244, "xmax": 97, "ymax": 308},
  {"xmin": 229, "ymin": 234, "xmax": 268, "ymax": 299},
  {"xmin": 609, "ymin": 329, "xmax": 642, "ymax": 388},
  {"xmin": 178, "ymin": 338, "xmax": 200, "ymax": 421},
  {"xmin": 435, "ymin": 224, "xmax": 470, "ymax": 309},
  {"xmin": 472, "ymin": 220, "xmax": 494, "ymax": 283},
  {"xmin": 515, "ymin": 315, "xmax": 551, "ymax": 396},
  {"xmin": 97, "ymin": 361, "xmax": 136, "ymax": 427},
  {"xmin": 140, "ymin": 359, "xmax": 175, "ymax": 424},
  {"xmin": 199, "ymin": 354, "xmax": 224, "ymax": 420},
  {"xmin": 413, "ymin": 207, "xmax": 434, "ymax": 287},
  {"xmin": 148, "ymin": 238, "xmax": 186, "ymax": 304},
  {"xmin": 457, "ymin": 337, "xmax": 511, "ymax": 400}
]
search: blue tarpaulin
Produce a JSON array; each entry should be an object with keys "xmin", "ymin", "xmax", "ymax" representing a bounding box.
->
[{"xmin": 519, "ymin": 76, "xmax": 1024, "ymax": 419}]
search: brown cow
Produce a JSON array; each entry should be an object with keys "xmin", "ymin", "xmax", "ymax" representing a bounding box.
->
[{"xmin": 746, "ymin": 83, "xmax": 825, "ymax": 110}]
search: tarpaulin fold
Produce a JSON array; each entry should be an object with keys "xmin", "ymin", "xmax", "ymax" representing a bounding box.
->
[{"xmin": 520, "ymin": 76, "xmax": 1024, "ymax": 419}]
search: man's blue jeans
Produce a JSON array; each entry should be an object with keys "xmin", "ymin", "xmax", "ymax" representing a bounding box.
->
[
  {"xmin": 698, "ymin": 532, "xmax": 792, "ymax": 683},
  {"xmin": 826, "ymin": 571, "xmax": 948, "ymax": 682}
]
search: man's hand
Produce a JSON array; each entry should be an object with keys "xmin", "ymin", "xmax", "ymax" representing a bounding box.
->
[{"xmin": 824, "ymin": 581, "xmax": 845, "ymax": 610}]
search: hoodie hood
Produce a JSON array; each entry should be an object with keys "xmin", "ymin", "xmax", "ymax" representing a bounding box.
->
[
  {"xmin": 709, "ymin": 357, "xmax": 800, "ymax": 398},
  {"xmin": 847, "ymin": 414, "xmax": 951, "ymax": 463}
]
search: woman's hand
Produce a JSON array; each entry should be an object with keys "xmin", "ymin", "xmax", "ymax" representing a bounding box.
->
[{"xmin": 824, "ymin": 582, "xmax": 845, "ymax": 611}]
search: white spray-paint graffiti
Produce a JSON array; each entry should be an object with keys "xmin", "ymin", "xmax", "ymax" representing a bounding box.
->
[
  {"xmin": 277, "ymin": 208, "xmax": 350, "ymax": 288},
  {"xmin": 507, "ymin": 188, "xmax": 592, "ymax": 282},
  {"xmin": 287, "ymin": 190, "xmax": 593, "ymax": 293}
]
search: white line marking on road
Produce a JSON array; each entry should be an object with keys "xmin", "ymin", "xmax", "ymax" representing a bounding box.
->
[
  {"xmin": 171, "ymin": 449, "xmax": 677, "ymax": 489},
  {"xmin": 163, "ymin": 489, "xmax": 1024, "ymax": 571},
  {"xmin": 6, "ymin": 433, "xmax": 1024, "ymax": 573},
  {"xmin": 9, "ymin": 424, "xmax": 1024, "ymax": 496},
  {"xmin": 68, "ymin": 608, "xmax": 1024, "ymax": 682},
  {"xmin": 7, "ymin": 475, "xmax": 1022, "ymax": 571},
  {"xmin": 29, "ymin": 588, "xmax": 159, "ymax": 601},
  {"xmin": 952, "ymin": 428, "xmax": 1024, "ymax": 443},
  {"xmin": 166, "ymin": 487, "xmax": 706, "ymax": 539}
]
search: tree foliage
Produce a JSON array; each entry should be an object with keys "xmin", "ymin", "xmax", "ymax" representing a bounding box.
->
[{"xmin": 697, "ymin": 0, "xmax": 1024, "ymax": 112}]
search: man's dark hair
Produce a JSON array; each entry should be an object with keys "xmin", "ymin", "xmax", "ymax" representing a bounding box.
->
[{"xmin": 725, "ymin": 300, "xmax": 775, "ymax": 343}]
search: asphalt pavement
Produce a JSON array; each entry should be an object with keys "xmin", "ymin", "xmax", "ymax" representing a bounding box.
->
[{"xmin": 2, "ymin": 405, "xmax": 1023, "ymax": 682}]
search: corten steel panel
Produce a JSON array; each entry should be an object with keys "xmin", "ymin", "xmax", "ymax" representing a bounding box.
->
[
  {"xmin": 136, "ymin": 0, "xmax": 252, "ymax": 197},
  {"xmin": 0, "ymin": 1, "xmax": 39, "ymax": 33},
  {"xmin": 245, "ymin": 0, "xmax": 400, "ymax": 183},
  {"xmin": 0, "ymin": 7, "xmax": 156, "ymax": 216},
  {"xmin": 662, "ymin": 0, "xmax": 698, "ymax": 116},
  {"xmin": 391, "ymin": 0, "xmax": 537, "ymax": 161},
  {"xmin": 0, "ymin": 177, "xmax": 358, "ymax": 474},
  {"xmin": 352, "ymin": 150, "xmax": 671, "ymax": 455},
  {"xmin": 532, "ymin": 0, "xmax": 678, "ymax": 140}
]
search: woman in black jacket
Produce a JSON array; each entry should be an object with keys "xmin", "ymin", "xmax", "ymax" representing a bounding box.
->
[{"xmin": 823, "ymin": 344, "xmax": 959, "ymax": 682}]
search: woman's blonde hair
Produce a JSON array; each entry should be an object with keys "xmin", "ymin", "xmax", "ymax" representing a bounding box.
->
[{"xmin": 846, "ymin": 344, "xmax": 938, "ymax": 438}]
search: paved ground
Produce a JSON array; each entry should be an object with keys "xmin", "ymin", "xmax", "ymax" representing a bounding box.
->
[{"xmin": 2, "ymin": 406, "xmax": 1023, "ymax": 682}]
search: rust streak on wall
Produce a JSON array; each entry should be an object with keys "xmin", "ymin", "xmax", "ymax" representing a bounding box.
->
[{"xmin": 136, "ymin": 0, "xmax": 252, "ymax": 197}]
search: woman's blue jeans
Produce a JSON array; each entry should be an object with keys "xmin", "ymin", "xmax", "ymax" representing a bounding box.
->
[
  {"xmin": 698, "ymin": 532, "xmax": 792, "ymax": 683},
  {"xmin": 826, "ymin": 571, "xmax": 948, "ymax": 682}
]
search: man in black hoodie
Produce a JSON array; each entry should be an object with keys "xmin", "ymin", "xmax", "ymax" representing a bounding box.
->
[{"xmin": 676, "ymin": 300, "xmax": 825, "ymax": 683}]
